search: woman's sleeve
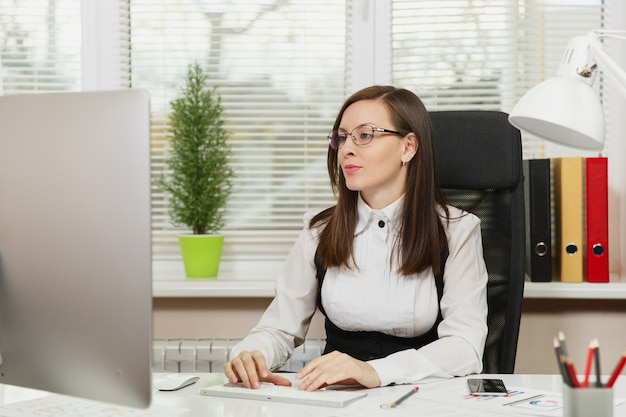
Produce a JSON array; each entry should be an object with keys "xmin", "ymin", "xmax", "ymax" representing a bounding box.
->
[
  {"xmin": 368, "ymin": 213, "xmax": 488, "ymax": 385},
  {"xmin": 228, "ymin": 219, "xmax": 321, "ymax": 371}
]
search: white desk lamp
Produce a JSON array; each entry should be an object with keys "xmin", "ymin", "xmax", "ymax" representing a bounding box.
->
[{"xmin": 508, "ymin": 30, "xmax": 626, "ymax": 151}]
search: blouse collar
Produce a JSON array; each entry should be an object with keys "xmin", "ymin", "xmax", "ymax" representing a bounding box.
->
[{"xmin": 355, "ymin": 193, "xmax": 405, "ymax": 236}]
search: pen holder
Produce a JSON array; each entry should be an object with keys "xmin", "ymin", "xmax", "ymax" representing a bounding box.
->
[{"xmin": 563, "ymin": 384, "xmax": 613, "ymax": 417}]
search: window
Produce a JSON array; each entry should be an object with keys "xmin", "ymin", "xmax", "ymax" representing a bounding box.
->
[
  {"xmin": 129, "ymin": 1, "xmax": 345, "ymax": 262},
  {"xmin": 390, "ymin": 0, "xmax": 605, "ymax": 159},
  {"xmin": 0, "ymin": 1, "xmax": 81, "ymax": 93},
  {"xmin": 1, "ymin": 0, "xmax": 623, "ymax": 276}
]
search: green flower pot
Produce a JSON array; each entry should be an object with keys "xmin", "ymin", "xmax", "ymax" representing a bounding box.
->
[{"xmin": 178, "ymin": 234, "xmax": 224, "ymax": 278}]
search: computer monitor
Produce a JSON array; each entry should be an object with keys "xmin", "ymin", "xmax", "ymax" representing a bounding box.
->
[{"xmin": 0, "ymin": 89, "xmax": 153, "ymax": 408}]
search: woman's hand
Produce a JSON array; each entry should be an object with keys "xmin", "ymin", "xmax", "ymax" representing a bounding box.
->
[
  {"xmin": 224, "ymin": 350, "xmax": 292, "ymax": 389},
  {"xmin": 295, "ymin": 351, "xmax": 381, "ymax": 391}
]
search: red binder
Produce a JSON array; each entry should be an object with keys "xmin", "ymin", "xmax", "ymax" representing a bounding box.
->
[{"xmin": 585, "ymin": 157, "xmax": 609, "ymax": 283}]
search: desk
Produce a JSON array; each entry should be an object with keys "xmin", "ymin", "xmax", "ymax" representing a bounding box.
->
[{"xmin": 1, "ymin": 374, "xmax": 625, "ymax": 416}]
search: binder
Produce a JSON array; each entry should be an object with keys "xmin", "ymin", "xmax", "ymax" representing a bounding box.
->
[
  {"xmin": 553, "ymin": 157, "xmax": 584, "ymax": 282},
  {"xmin": 523, "ymin": 159, "xmax": 552, "ymax": 282},
  {"xmin": 585, "ymin": 157, "xmax": 609, "ymax": 282}
]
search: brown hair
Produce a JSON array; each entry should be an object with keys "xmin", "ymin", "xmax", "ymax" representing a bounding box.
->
[{"xmin": 310, "ymin": 85, "xmax": 449, "ymax": 275}]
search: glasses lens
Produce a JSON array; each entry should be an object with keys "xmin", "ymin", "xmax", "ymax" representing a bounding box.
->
[
  {"xmin": 353, "ymin": 125, "xmax": 374, "ymax": 145},
  {"xmin": 328, "ymin": 131, "xmax": 346, "ymax": 149}
]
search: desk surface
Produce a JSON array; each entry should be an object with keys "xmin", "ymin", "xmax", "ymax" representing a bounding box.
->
[{"xmin": 1, "ymin": 374, "xmax": 625, "ymax": 416}]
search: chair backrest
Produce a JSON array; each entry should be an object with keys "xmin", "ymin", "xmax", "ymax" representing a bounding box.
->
[{"xmin": 429, "ymin": 111, "xmax": 525, "ymax": 374}]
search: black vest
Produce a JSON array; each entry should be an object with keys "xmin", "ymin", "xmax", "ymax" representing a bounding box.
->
[{"xmin": 314, "ymin": 249, "xmax": 447, "ymax": 361}]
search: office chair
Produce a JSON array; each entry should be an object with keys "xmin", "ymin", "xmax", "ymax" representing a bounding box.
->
[{"xmin": 430, "ymin": 111, "xmax": 525, "ymax": 374}]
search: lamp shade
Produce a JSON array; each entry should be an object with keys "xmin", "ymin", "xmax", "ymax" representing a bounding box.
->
[{"xmin": 508, "ymin": 75, "xmax": 605, "ymax": 151}]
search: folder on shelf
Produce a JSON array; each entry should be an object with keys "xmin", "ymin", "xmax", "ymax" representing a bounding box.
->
[
  {"xmin": 585, "ymin": 157, "xmax": 609, "ymax": 283},
  {"xmin": 523, "ymin": 159, "xmax": 552, "ymax": 282},
  {"xmin": 553, "ymin": 157, "xmax": 584, "ymax": 283}
]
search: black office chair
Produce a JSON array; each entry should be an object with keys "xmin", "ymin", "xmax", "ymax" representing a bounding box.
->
[{"xmin": 430, "ymin": 111, "xmax": 525, "ymax": 374}]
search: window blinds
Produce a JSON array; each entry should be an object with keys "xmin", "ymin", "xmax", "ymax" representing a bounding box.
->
[
  {"xmin": 390, "ymin": 0, "xmax": 605, "ymax": 160},
  {"xmin": 129, "ymin": 1, "xmax": 346, "ymax": 260},
  {"xmin": 0, "ymin": 0, "xmax": 81, "ymax": 93},
  {"xmin": 0, "ymin": 0, "xmax": 611, "ymax": 264}
]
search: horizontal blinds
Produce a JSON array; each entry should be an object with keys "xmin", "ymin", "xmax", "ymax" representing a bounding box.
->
[
  {"xmin": 3, "ymin": 1, "xmax": 612, "ymax": 264},
  {"xmin": 391, "ymin": 0, "xmax": 606, "ymax": 159},
  {"xmin": 130, "ymin": 1, "xmax": 346, "ymax": 260},
  {"xmin": 0, "ymin": 0, "xmax": 130, "ymax": 92},
  {"xmin": 0, "ymin": 0, "xmax": 82, "ymax": 93}
]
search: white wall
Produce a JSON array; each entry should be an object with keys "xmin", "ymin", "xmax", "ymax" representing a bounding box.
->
[
  {"xmin": 152, "ymin": 297, "xmax": 626, "ymax": 374},
  {"xmin": 606, "ymin": 0, "xmax": 626, "ymax": 278}
]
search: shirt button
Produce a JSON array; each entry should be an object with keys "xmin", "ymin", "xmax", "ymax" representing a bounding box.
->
[{"xmin": 378, "ymin": 220, "xmax": 385, "ymax": 228}]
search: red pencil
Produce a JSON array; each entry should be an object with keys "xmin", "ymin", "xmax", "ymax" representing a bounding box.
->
[
  {"xmin": 566, "ymin": 358, "xmax": 580, "ymax": 388},
  {"xmin": 606, "ymin": 352, "xmax": 626, "ymax": 388},
  {"xmin": 583, "ymin": 339, "xmax": 598, "ymax": 388}
]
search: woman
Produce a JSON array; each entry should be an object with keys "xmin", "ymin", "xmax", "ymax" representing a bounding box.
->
[{"xmin": 224, "ymin": 85, "xmax": 488, "ymax": 391}]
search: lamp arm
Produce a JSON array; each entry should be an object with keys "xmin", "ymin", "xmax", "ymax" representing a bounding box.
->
[{"xmin": 588, "ymin": 30, "xmax": 626, "ymax": 99}]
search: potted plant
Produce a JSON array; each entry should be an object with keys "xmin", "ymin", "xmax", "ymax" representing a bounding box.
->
[{"xmin": 159, "ymin": 63, "xmax": 234, "ymax": 278}]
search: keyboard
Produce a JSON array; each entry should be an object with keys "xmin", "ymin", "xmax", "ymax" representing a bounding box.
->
[
  {"xmin": 0, "ymin": 395, "xmax": 182, "ymax": 417},
  {"xmin": 200, "ymin": 382, "xmax": 367, "ymax": 408}
]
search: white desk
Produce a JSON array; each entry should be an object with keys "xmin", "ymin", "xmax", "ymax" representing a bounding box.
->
[{"xmin": 1, "ymin": 374, "xmax": 625, "ymax": 416}]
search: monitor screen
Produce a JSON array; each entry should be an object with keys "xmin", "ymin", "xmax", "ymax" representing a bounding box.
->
[{"xmin": 0, "ymin": 89, "xmax": 153, "ymax": 408}]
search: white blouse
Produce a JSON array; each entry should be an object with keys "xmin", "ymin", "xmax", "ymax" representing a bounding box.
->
[{"xmin": 229, "ymin": 195, "xmax": 488, "ymax": 386}]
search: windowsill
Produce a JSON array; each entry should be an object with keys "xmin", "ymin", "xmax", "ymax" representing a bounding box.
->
[
  {"xmin": 153, "ymin": 261, "xmax": 626, "ymax": 299},
  {"xmin": 523, "ymin": 274, "xmax": 626, "ymax": 299},
  {"xmin": 152, "ymin": 260, "xmax": 280, "ymax": 298}
]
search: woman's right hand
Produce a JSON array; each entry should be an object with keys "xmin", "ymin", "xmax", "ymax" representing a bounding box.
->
[{"xmin": 224, "ymin": 349, "xmax": 292, "ymax": 389}]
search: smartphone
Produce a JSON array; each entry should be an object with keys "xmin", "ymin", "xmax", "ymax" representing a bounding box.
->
[{"xmin": 467, "ymin": 378, "xmax": 509, "ymax": 396}]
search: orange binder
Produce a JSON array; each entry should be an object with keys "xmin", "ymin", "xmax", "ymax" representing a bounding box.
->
[
  {"xmin": 554, "ymin": 157, "xmax": 584, "ymax": 282},
  {"xmin": 585, "ymin": 157, "xmax": 609, "ymax": 282}
]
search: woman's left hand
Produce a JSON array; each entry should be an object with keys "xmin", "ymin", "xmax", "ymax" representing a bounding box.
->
[{"xmin": 295, "ymin": 350, "xmax": 381, "ymax": 391}]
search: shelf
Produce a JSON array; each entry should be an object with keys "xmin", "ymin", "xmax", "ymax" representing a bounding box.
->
[
  {"xmin": 152, "ymin": 261, "xmax": 626, "ymax": 299},
  {"xmin": 523, "ymin": 276, "xmax": 626, "ymax": 299},
  {"xmin": 153, "ymin": 279, "xmax": 276, "ymax": 298},
  {"xmin": 152, "ymin": 259, "xmax": 279, "ymax": 298}
]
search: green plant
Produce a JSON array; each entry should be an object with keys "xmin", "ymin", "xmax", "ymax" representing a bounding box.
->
[{"xmin": 159, "ymin": 63, "xmax": 234, "ymax": 235}]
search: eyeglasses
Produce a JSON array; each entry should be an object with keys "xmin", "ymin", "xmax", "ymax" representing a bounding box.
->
[{"xmin": 327, "ymin": 124, "xmax": 404, "ymax": 150}]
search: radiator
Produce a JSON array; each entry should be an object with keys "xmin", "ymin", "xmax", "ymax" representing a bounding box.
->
[{"xmin": 152, "ymin": 338, "xmax": 327, "ymax": 373}]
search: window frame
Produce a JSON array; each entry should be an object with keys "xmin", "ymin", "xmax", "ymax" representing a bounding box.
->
[{"xmin": 79, "ymin": 0, "xmax": 625, "ymax": 280}]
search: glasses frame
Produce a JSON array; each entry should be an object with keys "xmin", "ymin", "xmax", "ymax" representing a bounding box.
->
[{"xmin": 327, "ymin": 123, "xmax": 404, "ymax": 150}]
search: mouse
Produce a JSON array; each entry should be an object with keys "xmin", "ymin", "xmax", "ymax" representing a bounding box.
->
[{"xmin": 154, "ymin": 374, "xmax": 200, "ymax": 391}]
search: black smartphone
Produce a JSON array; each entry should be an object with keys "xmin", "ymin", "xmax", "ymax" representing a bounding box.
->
[{"xmin": 467, "ymin": 378, "xmax": 509, "ymax": 395}]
